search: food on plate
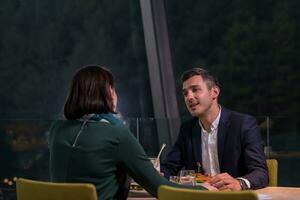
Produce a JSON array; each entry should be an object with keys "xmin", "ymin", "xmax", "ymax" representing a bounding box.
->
[{"xmin": 195, "ymin": 173, "xmax": 211, "ymax": 183}]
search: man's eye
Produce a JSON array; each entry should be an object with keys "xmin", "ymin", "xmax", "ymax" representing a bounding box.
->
[
  {"xmin": 192, "ymin": 88, "xmax": 200, "ymax": 93},
  {"xmin": 183, "ymin": 91, "xmax": 188, "ymax": 96}
]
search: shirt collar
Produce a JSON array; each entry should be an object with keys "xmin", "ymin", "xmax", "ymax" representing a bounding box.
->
[{"xmin": 199, "ymin": 106, "xmax": 222, "ymax": 133}]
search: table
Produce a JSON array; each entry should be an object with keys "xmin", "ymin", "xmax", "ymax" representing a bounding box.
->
[
  {"xmin": 256, "ymin": 186, "xmax": 300, "ymax": 200},
  {"xmin": 128, "ymin": 186, "xmax": 300, "ymax": 200}
]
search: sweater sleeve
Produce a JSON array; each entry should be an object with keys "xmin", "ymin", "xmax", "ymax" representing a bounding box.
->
[{"xmin": 117, "ymin": 129, "xmax": 206, "ymax": 197}]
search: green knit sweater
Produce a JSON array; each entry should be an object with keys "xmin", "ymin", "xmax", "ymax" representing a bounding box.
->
[{"xmin": 49, "ymin": 120, "xmax": 206, "ymax": 200}]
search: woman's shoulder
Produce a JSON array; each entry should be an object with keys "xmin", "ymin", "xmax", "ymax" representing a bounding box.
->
[
  {"xmin": 49, "ymin": 119, "xmax": 77, "ymax": 131},
  {"xmin": 48, "ymin": 120, "xmax": 76, "ymax": 139},
  {"xmin": 88, "ymin": 121, "xmax": 128, "ymax": 131},
  {"xmin": 86, "ymin": 121, "xmax": 133, "ymax": 139}
]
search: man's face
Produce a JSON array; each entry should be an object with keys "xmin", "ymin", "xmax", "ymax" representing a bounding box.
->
[{"xmin": 182, "ymin": 75, "xmax": 219, "ymax": 117}]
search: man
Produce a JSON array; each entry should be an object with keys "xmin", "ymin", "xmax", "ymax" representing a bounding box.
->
[{"xmin": 161, "ymin": 68, "xmax": 268, "ymax": 190}]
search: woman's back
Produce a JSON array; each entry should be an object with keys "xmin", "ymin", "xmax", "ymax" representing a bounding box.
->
[
  {"xmin": 49, "ymin": 120, "xmax": 133, "ymax": 199},
  {"xmin": 49, "ymin": 120, "xmax": 171, "ymax": 200}
]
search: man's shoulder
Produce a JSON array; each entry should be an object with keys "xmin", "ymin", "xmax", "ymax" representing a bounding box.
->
[
  {"xmin": 221, "ymin": 106, "xmax": 256, "ymax": 122},
  {"xmin": 181, "ymin": 117, "xmax": 198, "ymax": 127},
  {"xmin": 175, "ymin": 118, "xmax": 198, "ymax": 140},
  {"xmin": 220, "ymin": 107, "xmax": 258, "ymax": 132}
]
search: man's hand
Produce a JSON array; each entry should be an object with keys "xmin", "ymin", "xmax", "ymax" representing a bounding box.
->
[
  {"xmin": 201, "ymin": 182, "xmax": 219, "ymax": 191},
  {"xmin": 208, "ymin": 173, "xmax": 241, "ymax": 191}
]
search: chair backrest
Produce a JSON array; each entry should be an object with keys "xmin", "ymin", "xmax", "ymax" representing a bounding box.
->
[
  {"xmin": 16, "ymin": 178, "xmax": 97, "ymax": 200},
  {"xmin": 267, "ymin": 159, "xmax": 278, "ymax": 186},
  {"xmin": 158, "ymin": 185, "xmax": 258, "ymax": 200}
]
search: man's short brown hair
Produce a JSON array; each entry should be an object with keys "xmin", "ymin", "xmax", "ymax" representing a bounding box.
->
[{"xmin": 181, "ymin": 67, "xmax": 220, "ymax": 89}]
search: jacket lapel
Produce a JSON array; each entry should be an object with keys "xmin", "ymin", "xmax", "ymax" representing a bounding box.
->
[
  {"xmin": 191, "ymin": 121, "xmax": 202, "ymax": 168},
  {"xmin": 217, "ymin": 108, "xmax": 230, "ymax": 170}
]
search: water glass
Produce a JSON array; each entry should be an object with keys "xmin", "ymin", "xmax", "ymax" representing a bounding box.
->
[
  {"xmin": 179, "ymin": 170, "xmax": 196, "ymax": 186},
  {"xmin": 149, "ymin": 157, "xmax": 160, "ymax": 172},
  {"xmin": 169, "ymin": 176, "xmax": 179, "ymax": 183}
]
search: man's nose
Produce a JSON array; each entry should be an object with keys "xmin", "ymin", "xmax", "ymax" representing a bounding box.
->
[{"xmin": 185, "ymin": 91, "xmax": 194, "ymax": 101}]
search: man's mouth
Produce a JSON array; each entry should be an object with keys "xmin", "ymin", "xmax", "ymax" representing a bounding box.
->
[{"xmin": 189, "ymin": 102, "xmax": 199, "ymax": 110}]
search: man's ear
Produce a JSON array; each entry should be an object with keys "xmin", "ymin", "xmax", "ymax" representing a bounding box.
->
[{"xmin": 211, "ymin": 86, "xmax": 220, "ymax": 100}]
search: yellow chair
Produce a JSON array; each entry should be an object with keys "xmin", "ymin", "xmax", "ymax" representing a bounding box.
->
[
  {"xmin": 16, "ymin": 178, "xmax": 97, "ymax": 200},
  {"xmin": 158, "ymin": 185, "xmax": 258, "ymax": 200},
  {"xmin": 267, "ymin": 159, "xmax": 278, "ymax": 186}
]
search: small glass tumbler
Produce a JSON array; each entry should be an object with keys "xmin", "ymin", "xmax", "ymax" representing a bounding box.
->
[
  {"xmin": 169, "ymin": 176, "xmax": 179, "ymax": 183},
  {"xmin": 179, "ymin": 170, "xmax": 196, "ymax": 186},
  {"xmin": 149, "ymin": 157, "xmax": 160, "ymax": 172}
]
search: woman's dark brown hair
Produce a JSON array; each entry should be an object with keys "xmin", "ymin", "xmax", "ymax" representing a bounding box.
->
[{"xmin": 64, "ymin": 65, "xmax": 115, "ymax": 119}]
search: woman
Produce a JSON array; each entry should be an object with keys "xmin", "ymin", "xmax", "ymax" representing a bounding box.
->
[{"xmin": 48, "ymin": 65, "xmax": 211, "ymax": 200}]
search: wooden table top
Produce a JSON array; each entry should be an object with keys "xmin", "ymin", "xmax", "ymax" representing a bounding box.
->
[
  {"xmin": 256, "ymin": 186, "xmax": 300, "ymax": 200},
  {"xmin": 128, "ymin": 186, "xmax": 300, "ymax": 200}
]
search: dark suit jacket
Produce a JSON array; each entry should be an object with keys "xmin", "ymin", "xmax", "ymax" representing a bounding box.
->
[{"xmin": 161, "ymin": 107, "xmax": 268, "ymax": 189}]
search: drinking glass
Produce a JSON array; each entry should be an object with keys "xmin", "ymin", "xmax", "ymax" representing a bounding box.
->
[
  {"xmin": 179, "ymin": 170, "xmax": 196, "ymax": 185},
  {"xmin": 149, "ymin": 157, "xmax": 160, "ymax": 172},
  {"xmin": 169, "ymin": 176, "xmax": 179, "ymax": 183}
]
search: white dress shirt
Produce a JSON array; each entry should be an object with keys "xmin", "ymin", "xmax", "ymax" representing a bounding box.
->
[{"xmin": 199, "ymin": 108, "xmax": 221, "ymax": 176}]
